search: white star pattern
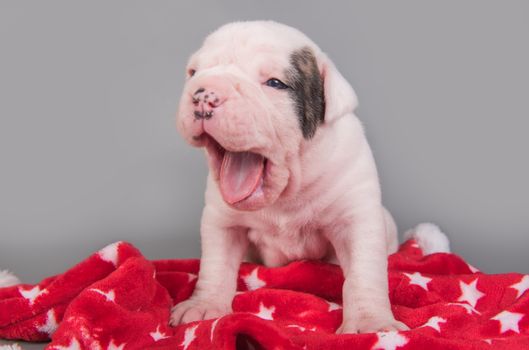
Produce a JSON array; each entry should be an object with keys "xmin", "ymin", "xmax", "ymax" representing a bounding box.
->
[
  {"xmin": 286, "ymin": 324, "xmax": 316, "ymax": 332},
  {"xmin": 37, "ymin": 309, "xmax": 58, "ymax": 336},
  {"xmin": 491, "ymin": 311, "xmax": 524, "ymax": 334},
  {"xmin": 467, "ymin": 263, "xmax": 480, "ymax": 273},
  {"xmin": 0, "ymin": 269, "xmax": 20, "ymax": 287},
  {"xmin": 90, "ymin": 288, "xmax": 116, "ymax": 303},
  {"xmin": 19, "ymin": 285, "xmax": 48, "ymax": 305},
  {"xmin": 404, "ymin": 272, "xmax": 432, "ymax": 291},
  {"xmin": 327, "ymin": 301, "xmax": 341, "ymax": 311},
  {"xmin": 510, "ymin": 275, "xmax": 529, "ymax": 299},
  {"xmin": 149, "ymin": 325, "xmax": 169, "ymax": 342},
  {"xmin": 98, "ymin": 242, "xmax": 122, "ymax": 267},
  {"xmin": 181, "ymin": 324, "xmax": 198, "ymax": 350},
  {"xmin": 51, "ymin": 338, "xmax": 81, "ymax": 350},
  {"xmin": 0, "ymin": 344, "xmax": 23, "ymax": 350},
  {"xmin": 242, "ymin": 268, "xmax": 266, "ymax": 291},
  {"xmin": 254, "ymin": 303, "xmax": 275, "ymax": 320},
  {"xmin": 107, "ymin": 339, "xmax": 125, "ymax": 350},
  {"xmin": 210, "ymin": 318, "xmax": 220, "ymax": 342},
  {"xmin": 457, "ymin": 279, "xmax": 485, "ymax": 308},
  {"xmin": 372, "ymin": 331, "xmax": 409, "ymax": 350},
  {"xmin": 419, "ymin": 316, "xmax": 446, "ymax": 332},
  {"xmin": 447, "ymin": 302, "xmax": 481, "ymax": 315}
]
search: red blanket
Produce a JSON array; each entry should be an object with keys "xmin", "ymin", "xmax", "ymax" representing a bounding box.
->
[{"xmin": 0, "ymin": 240, "xmax": 528, "ymax": 349}]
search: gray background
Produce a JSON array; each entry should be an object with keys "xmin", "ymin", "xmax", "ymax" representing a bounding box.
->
[{"xmin": 0, "ymin": 1, "xmax": 528, "ymax": 347}]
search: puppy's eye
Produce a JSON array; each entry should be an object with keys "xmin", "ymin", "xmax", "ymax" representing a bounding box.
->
[
  {"xmin": 265, "ymin": 78, "xmax": 289, "ymax": 90},
  {"xmin": 188, "ymin": 69, "xmax": 196, "ymax": 77}
]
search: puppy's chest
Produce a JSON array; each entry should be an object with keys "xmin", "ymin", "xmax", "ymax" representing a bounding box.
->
[{"xmin": 245, "ymin": 211, "xmax": 330, "ymax": 266}]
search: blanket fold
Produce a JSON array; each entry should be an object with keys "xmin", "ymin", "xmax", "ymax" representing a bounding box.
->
[{"xmin": 1, "ymin": 240, "xmax": 528, "ymax": 349}]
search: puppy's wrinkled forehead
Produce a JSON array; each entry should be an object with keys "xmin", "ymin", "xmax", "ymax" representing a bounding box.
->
[{"xmin": 190, "ymin": 21, "xmax": 325, "ymax": 139}]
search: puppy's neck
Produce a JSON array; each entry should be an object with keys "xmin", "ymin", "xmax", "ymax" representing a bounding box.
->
[{"xmin": 278, "ymin": 113, "xmax": 367, "ymax": 207}]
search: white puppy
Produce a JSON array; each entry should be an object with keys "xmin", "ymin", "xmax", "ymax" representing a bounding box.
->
[{"xmin": 171, "ymin": 21, "xmax": 408, "ymax": 333}]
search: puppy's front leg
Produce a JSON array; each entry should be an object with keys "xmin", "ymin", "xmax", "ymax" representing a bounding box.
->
[
  {"xmin": 170, "ymin": 208, "xmax": 248, "ymax": 326},
  {"xmin": 328, "ymin": 206, "xmax": 408, "ymax": 334}
]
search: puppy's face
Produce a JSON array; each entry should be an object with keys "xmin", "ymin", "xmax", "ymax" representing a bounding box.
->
[{"xmin": 176, "ymin": 21, "xmax": 357, "ymax": 211}]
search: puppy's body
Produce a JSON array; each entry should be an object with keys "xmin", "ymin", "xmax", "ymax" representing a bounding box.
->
[
  {"xmin": 172, "ymin": 21, "xmax": 406, "ymax": 333},
  {"xmin": 205, "ymin": 113, "xmax": 398, "ymax": 268}
]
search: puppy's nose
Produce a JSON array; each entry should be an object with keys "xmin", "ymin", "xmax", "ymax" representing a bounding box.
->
[{"xmin": 192, "ymin": 87, "xmax": 224, "ymax": 120}]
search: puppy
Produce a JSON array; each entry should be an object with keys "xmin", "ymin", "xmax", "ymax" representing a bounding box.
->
[{"xmin": 171, "ymin": 21, "xmax": 408, "ymax": 333}]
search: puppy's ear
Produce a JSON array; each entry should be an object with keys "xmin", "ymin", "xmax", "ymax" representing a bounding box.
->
[{"xmin": 320, "ymin": 54, "xmax": 359, "ymax": 123}]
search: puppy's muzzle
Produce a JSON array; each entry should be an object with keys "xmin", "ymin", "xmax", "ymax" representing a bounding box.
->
[{"xmin": 192, "ymin": 87, "xmax": 225, "ymax": 120}]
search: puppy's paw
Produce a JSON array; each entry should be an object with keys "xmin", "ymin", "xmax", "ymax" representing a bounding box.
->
[
  {"xmin": 169, "ymin": 298, "xmax": 231, "ymax": 326},
  {"xmin": 338, "ymin": 316, "xmax": 409, "ymax": 334}
]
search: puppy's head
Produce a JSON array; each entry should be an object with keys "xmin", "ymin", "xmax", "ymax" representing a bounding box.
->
[{"xmin": 177, "ymin": 21, "xmax": 358, "ymax": 210}]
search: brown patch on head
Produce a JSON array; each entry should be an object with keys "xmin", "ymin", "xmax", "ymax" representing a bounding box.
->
[{"xmin": 285, "ymin": 47, "xmax": 325, "ymax": 139}]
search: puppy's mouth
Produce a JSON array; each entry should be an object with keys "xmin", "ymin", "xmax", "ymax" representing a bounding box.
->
[{"xmin": 197, "ymin": 134, "xmax": 267, "ymax": 206}]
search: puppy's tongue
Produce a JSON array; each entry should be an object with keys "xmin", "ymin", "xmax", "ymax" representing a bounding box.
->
[{"xmin": 220, "ymin": 151, "xmax": 264, "ymax": 204}]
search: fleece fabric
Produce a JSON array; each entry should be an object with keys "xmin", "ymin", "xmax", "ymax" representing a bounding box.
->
[{"xmin": 0, "ymin": 240, "xmax": 528, "ymax": 349}]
